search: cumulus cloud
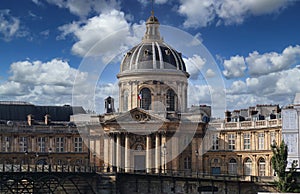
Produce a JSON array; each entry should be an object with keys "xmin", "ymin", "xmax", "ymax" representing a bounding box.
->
[
  {"xmin": 0, "ymin": 59, "xmax": 89, "ymax": 106},
  {"xmin": 58, "ymin": 10, "xmax": 143, "ymax": 60},
  {"xmin": 223, "ymin": 45, "xmax": 300, "ymax": 78},
  {"xmin": 184, "ymin": 54, "xmax": 206, "ymax": 80},
  {"xmin": 206, "ymin": 69, "xmax": 216, "ymax": 78},
  {"xmin": 46, "ymin": 0, "xmax": 120, "ymax": 18},
  {"xmin": 178, "ymin": 0, "xmax": 291, "ymax": 28},
  {"xmin": 0, "ymin": 9, "xmax": 21, "ymax": 41},
  {"xmin": 227, "ymin": 67, "xmax": 300, "ymax": 109},
  {"xmin": 246, "ymin": 45, "xmax": 300, "ymax": 76},
  {"xmin": 223, "ymin": 55, "xmax": 246, "ymax": 78}
]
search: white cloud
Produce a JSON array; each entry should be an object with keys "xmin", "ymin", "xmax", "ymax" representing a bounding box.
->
[
  {"xmin": 206, "ymin": 69, "xmax": 215, "ymax": 78},
  {"xmin": 184, "ymin": 54, "xmax": 206, "ymax": 80},
  {"xmin": 0, "ymin": 59, "xmax": 89, "ymax": 106},
  {"xmin": 46, "ymin": 0, "xmax": 120, "ymax": 18},
  {"xmin": 58, "ymin": 10, "xmax": 143, "ymax": 59},
  {"xmin": 178, "ymin": 0, "xmax": 291, "ymax": 28},
  {"xmin": 246, "ymin": 45, "xmax": 300, "ymax": 76},
  {"xmin": 223, "ymin": 55, "xmax": 246, "ymax": 78},
  {"xmin": 0, "ymin": 9, "xmax": 21, "ymax": 41},
  {"xmin": 227, "ymin": 67, "xmax": 300, "ymax": 109}
]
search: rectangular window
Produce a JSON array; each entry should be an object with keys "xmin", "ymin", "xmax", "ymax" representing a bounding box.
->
[
  {"xmin": 270, "ymin": 131, "xmax": 276, "ymax": 146},
  {"xmin": 37, "ymin": 137, "xmax": 46, "ymax": 152},
  {"xmin": 19, "ymin": 137, "xmax": 28, "ymax": 152},
  {"xmin": 258, "ymin": 133, "xmax": 264, "ymax": 150},
  {"xmin": 74, "ymin": 137, "xmax": 83, "ymax": 152},
  {"xmin": 2, "ymin": 136, "xmax": 11, "ymax": 152},
  {"xmin": 56, "ymin": 137, "xmax": 64, "ymax": 152},
  {"xmin": 228, "ymin": 134, "xmax": 235, "ymax": 150},
  {"xmin": 212, "ymin": 134, "xmax": 219, "ymax": 150},
  {"xmin": 243, "ymin": 133, "xmax": 251, "ymax": 150}
]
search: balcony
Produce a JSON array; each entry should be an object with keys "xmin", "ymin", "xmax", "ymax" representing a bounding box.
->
[{"xmin": 209, "ymin": 119, "xmax": 281, "ymax": 130}]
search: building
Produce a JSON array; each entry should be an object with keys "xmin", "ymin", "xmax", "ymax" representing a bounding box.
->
[
  {"xmin": 282, "ymin": 93, "xmax": 300, "ymax": 168},
  {"xmin": 0, "ymin": 101, "xmax": 89, "ymax": 166},
  {"xmin": 207, "ymin": 104, "xmax": 282, "ymax": 179},
  {"xmin": 74, "ymin": 12, "xmax": 211, "ymax": 174}
]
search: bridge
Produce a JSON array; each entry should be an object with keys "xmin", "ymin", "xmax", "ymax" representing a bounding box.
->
[
  {"xmin": 0, "ymin": 164, "xmax": 114, "ymax": 194},
  {"xmin": 0, "ymin": 164, "xmax": 276, "ymax": 194}
]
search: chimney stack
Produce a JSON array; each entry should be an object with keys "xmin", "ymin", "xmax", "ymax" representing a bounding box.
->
[
  {"xmin": 45, "ymin": 114, "xmax": 51, "ymax": 125},
  {"xmin": 27, "ymin": 114, "xmax": 34, "ymax": 126}
]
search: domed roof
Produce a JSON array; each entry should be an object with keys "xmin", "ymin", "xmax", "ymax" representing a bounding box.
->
[{"xmin": 119, "ymin": 14, "xmax": 189, "ymax": 77}]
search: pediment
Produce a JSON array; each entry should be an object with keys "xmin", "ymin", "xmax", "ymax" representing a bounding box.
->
[{"xmin": 104, "ymin": 107, "xmax": 166, "ymax": 124}]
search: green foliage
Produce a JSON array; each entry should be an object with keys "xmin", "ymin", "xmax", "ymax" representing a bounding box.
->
[{"xmin": 271, "ymin": 140, "xmax": 299, "ymax": 192}]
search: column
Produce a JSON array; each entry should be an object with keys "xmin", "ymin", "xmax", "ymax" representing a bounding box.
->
[
  {"xmin": 236, "ymin": 132, "xmax": 241, "ymax": 151},
  {"xmin": 171, "ymin": 135, "xmax": 179, "ymax": 172},
  {"xmin": 31, "ymin": 137, "xmax": 36, "ymax": 152},
  {"xmin": 110, "ymin": 134, "xmax": 115, "ymax": 172},
  {"xmin": 103, "ymin": 136, "xmax": 109, "ymax": 172},
  {"xmin": 251, "ymin": 132, "xmax": 256, "ymax": 150},
  {"xmin": 125, "ymin": 134, "xmax": 130, "ymax": 172},
  {"xmin": 67, "ymin": 137, "xmax": 71, "ymax": 152},
  {"xmin": 146, "ymin": 135, "xmax": 152, "ymax": 173},
  {"xmin": 116, "ymin": 134, "xmax": 121, "ymax": 172},
  {"xmin": 95, "ymin": 137, "xmax": 100, "ymax": 167},
  {"xmin": 161, "ymin": 134, "xmax": 166, "ymax": 173},
  {"xmin": 155, "ymin": 133, "xmax": 161, "ymax": 173}
]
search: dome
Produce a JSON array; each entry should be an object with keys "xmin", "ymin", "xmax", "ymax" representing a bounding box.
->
[{"xmin": 119, "ymin": 14, "xmax": 189, "ymax": 77}]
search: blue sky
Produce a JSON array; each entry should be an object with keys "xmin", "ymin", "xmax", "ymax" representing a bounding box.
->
[{"xmin": 0, "ymin": 0, "xmax": 300, "ymax": 117}]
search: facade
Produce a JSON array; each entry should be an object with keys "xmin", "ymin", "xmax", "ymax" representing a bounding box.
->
[
  {"xmin": 0, "ymin": 101, "xmax": 89, "ymax": 167},
  {"xmin": 207, "ymin": 104, "xmax": 281, "ymax": 178},
  {"xmin": 282, "ymin": 93, "xmax": 300, "ymax": 168},
  {"xmin": 87, "ymin": 13, "xmax": 211, "ymax": 174}
]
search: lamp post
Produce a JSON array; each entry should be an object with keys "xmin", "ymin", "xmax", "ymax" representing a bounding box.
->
[
  {"xmin": 24, "ymin": 150, "xmax": 28, "ymax": 171},
  {"xmin": 195, "ymin": 150, "xmax": 199, "ymax": 177},
  {"xmin": 48, "ymin": 147, "xmax": 52, "ymax": 172}
]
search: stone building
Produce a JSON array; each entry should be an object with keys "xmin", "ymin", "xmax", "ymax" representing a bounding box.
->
[
  {"xmin": 76, "ymin": 13, "xmax": 211, "ymax": 174},
  {"xmin": 206, "ymin": 104, "xmax": 282, "ymax": 178},
  {"xmin": 282, "ymin": 93, "xmax": 300, "ymax": 168},
  {"xmin": 0, "ymin": 101, "xmax": 89, "ymax": 166}
]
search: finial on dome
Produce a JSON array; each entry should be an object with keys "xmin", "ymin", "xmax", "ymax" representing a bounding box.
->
[{"xmin": 151, "ymin": 0, "xmax": 154, "ymax": 16}]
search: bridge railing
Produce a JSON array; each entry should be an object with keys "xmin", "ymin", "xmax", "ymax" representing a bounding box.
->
[{"xmin": 0, "ymin": 164, "xmax": 96, "ymax": 173}]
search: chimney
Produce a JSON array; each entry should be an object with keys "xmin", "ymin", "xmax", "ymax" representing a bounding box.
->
[
  {"xmin": 27, "ymin": 114, "xmax": 34, "ymax": 126},
  {"xmin": 45, "ymin": 114, "xmax": 51, "ymax": 125},
  {"xmin": 225, "ymin": 111, "xmax": 231, "ymax": 123}
]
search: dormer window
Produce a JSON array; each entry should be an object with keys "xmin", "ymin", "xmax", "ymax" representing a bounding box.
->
[
  {"xmin": 165, "ymin": 49, "xmax": 171, "ymax": 55},
  {"xmin": 144, "ymin": 49, "xmax": 150, "ymax": 55}
]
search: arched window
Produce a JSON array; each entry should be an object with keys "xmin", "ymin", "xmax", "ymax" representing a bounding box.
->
[
  {"xmin": 139, "ymin": 88, "xmax": 151, "ymax": 110},
  {"xmin": 166, "ymin": 89, "xmax": 176, "ymax": 111},
  {"xmin": 184, "ymin": 157, "xmax": 191, "ymax": 169},
  {"xmin": 123, "ymin": 90, "xmax": 129, "ymax": 111},
  {"xmin": 244, "ymin": 158, "xmax": 252, "ymax": 176},
  {"xmin": 228, "ymin": 158, "xmax": 237, "ymax": 175},
  {"xmin": 258, "ymin": 158, "xmax": 266, "ymax": 176}
]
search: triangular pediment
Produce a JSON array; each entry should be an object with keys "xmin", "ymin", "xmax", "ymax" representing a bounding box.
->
[{"xmin": 104, "ymin": 107, "xmax": 167, "ymax": 123}]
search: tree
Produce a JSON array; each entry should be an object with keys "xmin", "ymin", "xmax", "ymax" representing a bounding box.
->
[{"xmin": 271, "ymin": 140, "xmax": 298, "ymax": 192}]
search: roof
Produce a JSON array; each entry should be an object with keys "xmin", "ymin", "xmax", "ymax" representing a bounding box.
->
[{"xmin": 0, "ymin": 103, "xmax": 86, "ymax": 122}]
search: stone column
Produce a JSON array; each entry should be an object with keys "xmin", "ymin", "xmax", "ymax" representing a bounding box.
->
[
  {"xmin": 251, "ymin": 132, "xmax": 256, "ymax": 150},
  {"xmin": 125, "ymin": 134, "xmax": 130, "ymax": 172},
  {"xmin": 171, "ymin": 135, "xmax": 179, "ymax": 172},
  {"xmin": 155, "ymin": 133, "xmax": 161, "ymax": 173},
  {"xmin": 161, "ymin": 134, "xmax": 167, "ymax": 173},
  {"xmin": 110, "ymin": 134, "xmax": 115, "ymax": 172},
  {"xmin": 103, "ymin": 136, "xmax": 109, "ymax": 172},
  {"xmin": 116, "ymin": 134, "xmax": 121, "ymax": 172},
  {"xmin": 236, "ymin": 132, "xmax": 241, "ymax": 151},
  {"xmin": 146, "ymin": 135, "xmax": 152, "ymax": 173}
]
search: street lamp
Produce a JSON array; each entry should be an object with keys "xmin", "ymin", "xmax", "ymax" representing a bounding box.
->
[
  {"xmin": 162, "ymin": 144, "xmax": 167, "ymax": 174},
  {"xmin": 195, "ymin": 150, "xmax": 199, "ymax": 177}
]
